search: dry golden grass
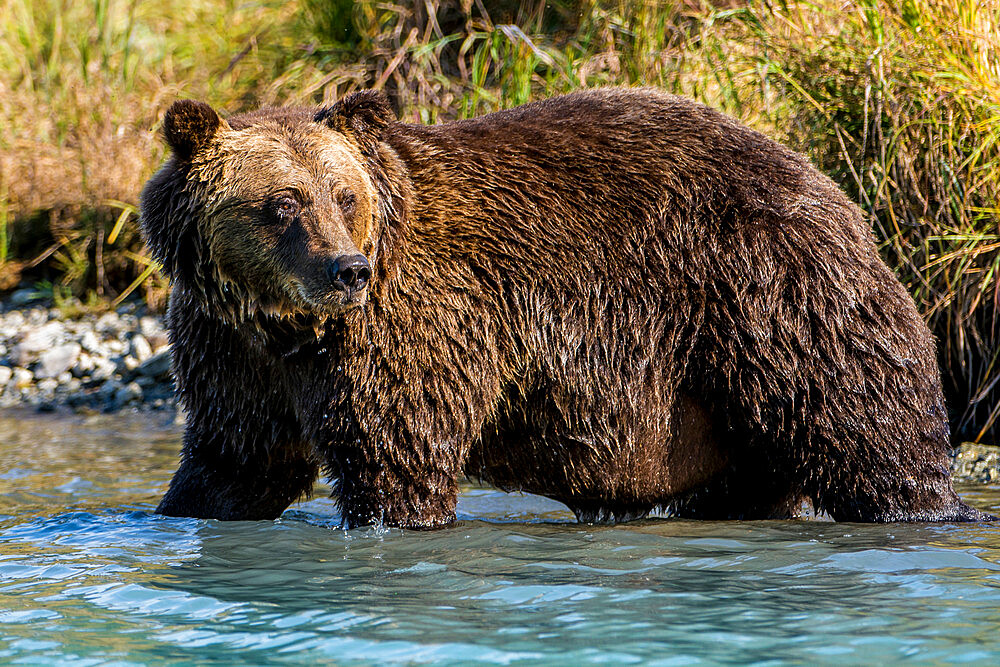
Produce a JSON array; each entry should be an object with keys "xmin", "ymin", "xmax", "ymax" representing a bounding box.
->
[{"xmin": 0, "ymin": 0, "xmax": 351, "ymax": 299}]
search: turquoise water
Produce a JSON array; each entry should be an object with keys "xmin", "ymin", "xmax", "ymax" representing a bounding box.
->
[{"xmin": 3, "ymin": 410, "xmax": 1000, "ymax": 664}]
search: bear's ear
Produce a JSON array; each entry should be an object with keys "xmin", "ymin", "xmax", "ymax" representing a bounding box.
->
[
  {"xmin": 314, "ymin": 90, "xmax": 394, "ymax": 154},
  {"xmin": 163, "ymin": 100, "xmax": 228, "ymax": 160}
]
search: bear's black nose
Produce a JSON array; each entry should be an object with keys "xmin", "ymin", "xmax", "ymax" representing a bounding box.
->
[{"xmin": 327, "ymin": 254, "xmax": 371, "ymax": 295}]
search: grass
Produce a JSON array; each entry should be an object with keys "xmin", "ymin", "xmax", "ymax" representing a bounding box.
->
[{"xmin": 0, "ymin": 0, "xmax": 997, "ymax": 441}]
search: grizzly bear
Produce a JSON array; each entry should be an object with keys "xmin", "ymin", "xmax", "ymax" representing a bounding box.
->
[{"xmin": 141, "ymin": 87, "xmax": 988, "ymax": 528}]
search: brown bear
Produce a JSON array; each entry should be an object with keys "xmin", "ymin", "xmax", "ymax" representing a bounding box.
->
[{"xmin": 141, "ymin": 87, "xmax": 988, "ymax": 528}]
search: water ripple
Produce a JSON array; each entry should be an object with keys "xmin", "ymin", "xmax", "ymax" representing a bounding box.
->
[{"xmin": 3, "ymin": 410, "xmax": 1000, "ymax": 663}]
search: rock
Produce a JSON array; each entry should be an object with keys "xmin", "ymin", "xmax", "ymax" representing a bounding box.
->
[
  {"xmin": 115, "ymin": 381, "xmax": 143, "ymax": 405},
  {"xmin": 72, "ymin": 352, "xmax": 95, "ymax": 378},
  {"xmin": 137, "ymin": 317, "xmax": 169, "ymax": 351},
  {"xmin": 9, "ymin": 347, "xmax": 30, "ymax": 369},
  {"xmin": 12, "ymin": 367, "xmax": 33, "ymax": 389},
  {"xmin": 95, "ymin": 312, "xmax": 121, "ymax": 336},
  {"xmin": 66, "ymin": 393, "xmax": 89, "ymax": 409},
  {"xmin": 36, "ymin": 378, "xmax": 58, "ymax": 395},
  {"xmin": 144, "ymin": 384, "xmax": 175, "ymax": 402},
  {"xmin": 0, "ymin": 311, "xmax": 25, "ymax": 337},
  {"xmin": 0, "ymin": 297, "xmax": 175, "ymax": 411},
  {"xmin": 119, "ymin": 315, "xmax": 138, "ymax": 334},
  {"xmin": 951, "ymin": 442, "xmax": 1000, "ymax": 484},
  {"xmin": 10, "ymin": 321, "xmax": 64, "ymax": 367},
  {"xmin": 79, "ymin": 330, "xmax": 103, "ymax": 355},
  {"xmin": 97, "ymin": 379, "xmax": 122, "ymax": 401},
  {"xmin": 114, "ymin": 355, "xmax": 139, "ymax": 375},
  {"xmin": 34, "ymin": 343, "xmax": 82, "ymax": 380},
  {"xmin": 90, "ymin": 357, "xmax": 117, "ymax": 381},
  {"xmin": 129, "ymin": 334, "xmax": 153, "ymax": 362},
  {"xmin": 26, "ymin": 308, "xmax": 47, "ymax": 326},
  {"xmin": 9, "ymin": 288, "xmax": 39, "ymax": 307},
  {"xmin": 136, "ymin": 349, "xmax": 172, "ymax": 379},
  {"xmin": 139, "ymin": 316, "xmax": 161, "ymax": 338},
  {"xmin": 147, "ymin": 332, "xmax": 171, "ymax": 352}
]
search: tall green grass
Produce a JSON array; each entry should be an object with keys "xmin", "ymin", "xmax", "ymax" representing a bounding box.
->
[
  {"xmin": 745, "ymin": 1, "xmax": 1000, "ymax": 440},
  {"xmin": 1, "ymin": 0, "xmax": 997, "ymax": 440}
]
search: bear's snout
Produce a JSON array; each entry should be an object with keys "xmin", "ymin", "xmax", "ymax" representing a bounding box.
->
[{"xmin": 325, "ymin": 254, "xmax": 371, "ymax": 298}]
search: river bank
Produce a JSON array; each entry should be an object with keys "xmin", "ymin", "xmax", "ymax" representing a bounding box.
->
[{"xmin": 0, "ymin": 292, "xmax": 174, "ymax": 412}]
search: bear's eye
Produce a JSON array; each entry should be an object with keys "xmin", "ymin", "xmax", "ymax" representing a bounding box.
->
[
  {"xmin": 272, "ymin": 196, "xmax": 301, "ymax": 220},
  {"xmin": 337, "ymin": 190, "xmax": 357, "ymax": 217}
]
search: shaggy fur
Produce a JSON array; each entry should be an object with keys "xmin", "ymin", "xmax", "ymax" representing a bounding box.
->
[{"xmin": 141, "ymin": 87, "xmax": 988, "ymax": 528}]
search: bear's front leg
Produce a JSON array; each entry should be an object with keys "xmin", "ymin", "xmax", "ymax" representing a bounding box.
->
[
  {"xmin": 157, "ymin": 427, "xmax": 318, "ymax": 521},
  {"xmin": 157, "ymin": 292, "xmax": 318, "ymax": 521},
  {"xmin": 329, "ymin": 426, "xmax": 463, "ymax": 529}
]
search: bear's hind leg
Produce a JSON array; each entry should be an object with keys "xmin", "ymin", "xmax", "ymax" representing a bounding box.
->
[
  {"xmin": 814, "ymin": 449, "xmax": 991, "ymax": 523},
  {"xmin": 702, "ymin": 239, "xmax": 992, "ymax": 523}
]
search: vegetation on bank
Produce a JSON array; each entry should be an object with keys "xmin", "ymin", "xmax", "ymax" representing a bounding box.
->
[{"xmin": 0, "ymin": 0, "xmax": 997, "ymax": 439}]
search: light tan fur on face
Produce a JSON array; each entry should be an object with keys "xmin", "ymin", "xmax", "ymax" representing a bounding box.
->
[{"xmin": 185, "ymin": 120, "xmax": 378, "ymax": 316}]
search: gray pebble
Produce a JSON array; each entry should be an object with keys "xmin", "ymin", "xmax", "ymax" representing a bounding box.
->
[
  {"xmin": 12, "ymin": 367, "xmax": 33, "ymax": 389},
  {"xmin": 11, "ymin": 322, "xmax": 64, "ymax": 367},
  {"xmin": 4, "ymin": 311, "xmax": 25, "ymax": 328},
  {"xmin": 951, "ymin": 442, "xmax": 1000, "ymax": 483},
  {"xmin": 114, "ymin": 355, "xmax": 139, "ymax": 375},
  {"xmin": 98, "ymin": 379, "xmax": 122, "ymax": 400},
  {"xmin": 72, "ymin": 352, "xmax": 95, "ymax": 378},
  {"xmin": 139, "ymin": 316, "xmax": 161, "ymax": 338},
  {"xmin": 1, "ymin": 298, "xmax": 177, "ymax": 412},
  {"xmin": 136, "ymin": 349, "xmax": 172, "ymax": 379},
  {"xmin": 90, "ymin": 357, "xmax": 117, "ymax": 381},
  {"xmin": 36, "ymin": 378, "xmax": 58, "ymax": 395},
  {"xmin": 79, "ymin": 330, "xmax": 103, "ymax": 354},
  {"xmin": 34, "ymin": 343, "xmax": 82, "ymax": 380},
  {"xmin": 95, "ymin": 312, "xmax": 121, "ymax": 335},
  {"xmin": 129, "ymin": 334, "xmax": 153, "ymax": 363},
  {"xmin": 115, "ymin": 381, "xmax": 144, "ymax": 405},
  {"xmin": 147, "ymin": 333, "xmax": 170, "ymax": 353}
]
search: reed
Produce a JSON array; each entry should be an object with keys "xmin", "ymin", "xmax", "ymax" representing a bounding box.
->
[{"xmin": 1, "ymin": 0, "xmax": 997, "ymax": 439}]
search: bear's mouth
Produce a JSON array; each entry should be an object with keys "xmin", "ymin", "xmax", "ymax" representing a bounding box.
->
[{"xmin": 290, "ymin": 280, "xmax": 368, "ymax": 314}]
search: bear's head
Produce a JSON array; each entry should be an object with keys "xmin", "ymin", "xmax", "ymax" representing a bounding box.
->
[{"xmin": 140, "ymin": 90, "xmax": 395, "ymax": 320}]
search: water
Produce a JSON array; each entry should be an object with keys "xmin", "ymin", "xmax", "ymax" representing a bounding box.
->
[{"xmin": 3, "ymin": 410, "xmax": 1000, "ymax": 665}]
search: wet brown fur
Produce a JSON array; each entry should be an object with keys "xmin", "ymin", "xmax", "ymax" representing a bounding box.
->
[{"xmin": 141, "ymin": 87, "xmax": 988, "ymax": 528}]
